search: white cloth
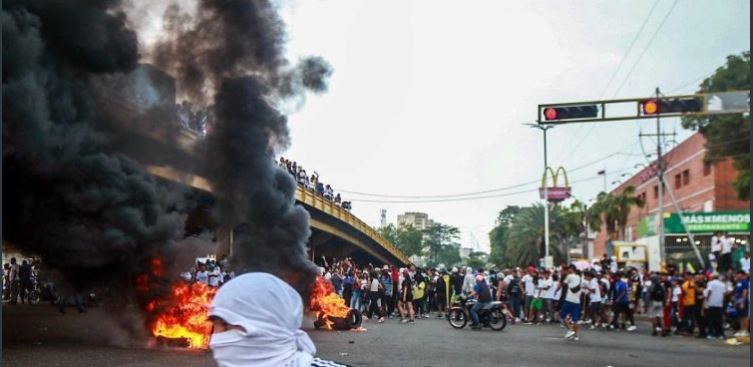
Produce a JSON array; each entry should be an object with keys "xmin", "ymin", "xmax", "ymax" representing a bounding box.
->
[
  {"xmin": 462, "ymin": 273, "xmax": 475, "ymax": 294},
  {"xmin": 588, "ymin": 278, "xmax": 602, "ymax": 303},
  {"xmin": 671, "ymin": 286, "xmax": 681, "ymax": 303},
  {"xmin": 195, "ymin": 270, "xmax": 209, "ymax": 285},
  {"xmin": 522, "ymin": 274, "xmax": 535, "ymax": 297},
  {"xmin": 706, "ymin": 279, "xmax": 725, "ymax": 308},
  {"xmin": 711, "ymin": 236, "xmax": 722, "ymax": 252},
  {"xmin": 209, "ymin": 273, "xmax": 315, "ymax": 367},
  {"xmin": 742, "ymin": 257, "xmax": 750, "ymax": 274},
  {"xmin": 721, "ymin": 237, "xmax": 733, "ymax": 254},
  {"xmin": 564, "ymin": 273, "xmax": 582, "ymax": 304},
  {"xmin": 540, "ymin": 277, "xmax": 555, "ymax": 299}
]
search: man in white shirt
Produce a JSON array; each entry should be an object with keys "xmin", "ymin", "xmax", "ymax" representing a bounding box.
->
[
  {"xmin": 711, "ymin": 231, "xmax": 723, "ymax": 268},
  {"xmin": 584, "ymin": 271, "xmax": 603, "ymax": 329},
  {"xmin": 521, "ymin": 270, "xmax": 536, "ymax": 323},
  {"xmin": 195, "ymin": 263, "xmax": 209, "ymax": 285},
  {"xmin": 560, "ymin": 265, "xmax": 583, "ymax": 340},
  {"xmin": 540, "ymin": 270, "xmax": 555, "ymax": 322},
  {"xmin": 705, "ymin": 274, "xmax": 726, "ymax": 339}
]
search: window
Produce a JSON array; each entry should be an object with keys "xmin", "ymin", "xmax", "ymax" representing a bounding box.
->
[
  {"xmin": 683, "ymin": 169, "xmax": 690, "ymax": 186},
  {"xmin": 703, "ymin": 161, "xmax": 711, "ymax": 176},
  {"xmin": 653, "ymin": 185, "xmax": 658, "ymax": 199},
  {"xmin": 675, "ymin": 173, "xmax": 682, "ymax": 189}
]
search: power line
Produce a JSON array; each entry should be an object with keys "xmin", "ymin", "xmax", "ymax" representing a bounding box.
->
[
  {"xmin": 666, "ymin": 72, "xmax": 713, "ymax": 94},
  {"xmin": 560, "ymin": 0, "xmax": 679, "ymax": 165},
  {"xmin": 599, "ymin": 0, "xmax": 663, "ymax": 98},
  {"xmin": 348, "ymin": 167, "xmax": 636, "ymax": 204},
  {"xmin": 335, "ymin": 149, "xmax": 642, "ymax": 199},
  {"xmin": 555, "ymin": 0, "xmax": 661, "ymax": 162},
  {"xmin": 611, "ymin": 0, "xmax": 680, "ymax": 98}
]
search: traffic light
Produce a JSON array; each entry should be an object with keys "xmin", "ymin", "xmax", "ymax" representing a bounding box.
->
[
  {"xmin": 541, "ymin": 105, "xmax": 599, "ymax": 122},
  {"xmin": 640, "ymin": 97, "xmax": 703, "ymax": 116}
]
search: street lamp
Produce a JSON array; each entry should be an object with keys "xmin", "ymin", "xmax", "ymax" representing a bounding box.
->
[{"xmin": 525, "ymin": 123, "xmax": 554, "ymax": 267}]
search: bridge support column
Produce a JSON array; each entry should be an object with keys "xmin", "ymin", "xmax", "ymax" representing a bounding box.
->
[{"xmin": 215, "ymin": 227, "xmax": 233, "ymax": 259}]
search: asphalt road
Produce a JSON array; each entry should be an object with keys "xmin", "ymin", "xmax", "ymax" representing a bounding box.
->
[{"xmin": 3, "ymin": 304, "xmax": 749, "ymax": 367}]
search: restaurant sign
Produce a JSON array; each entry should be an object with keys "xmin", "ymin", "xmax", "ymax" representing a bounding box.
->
[{"xmin": 664, "ymin": 211, "xmax": 750, "ymax": 234}]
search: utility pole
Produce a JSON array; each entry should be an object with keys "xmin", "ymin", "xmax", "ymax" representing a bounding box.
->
[
  {"xmin": 637, "ymin": 87, "xmax": 676, "ymax": 268},
  {"xmin": 656, "ymin": 87, "xmax": 665, "ymax": 268},
  {"xmin": 526, "ymin": 123, "xmax": 554, "ymax": 267}
]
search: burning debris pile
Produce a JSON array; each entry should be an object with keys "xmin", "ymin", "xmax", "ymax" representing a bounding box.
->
[
  {"xmin": 309, "ymin": 277, "xmax": 362, "ymax": 331},
  {"xmin": 3, "ymin": 0, "xmax": 332, "ymax": 347},
  {"xmin": 148, "ymin": 282, "xmax": 217, "ymax": 349}
]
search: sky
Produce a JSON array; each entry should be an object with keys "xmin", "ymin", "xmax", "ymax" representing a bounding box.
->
[
  {"xmin": 276, "ymin": 0, "xmax": 750, "ymax": 252},
  {"xmin": 131, "ymin": 0, "xmax": 750, "ymax": 253}
]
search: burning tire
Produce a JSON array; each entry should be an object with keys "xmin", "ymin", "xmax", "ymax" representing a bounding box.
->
[{"xmin": 314, "ymin": 308, "xmax": 362, "ymax": 330}]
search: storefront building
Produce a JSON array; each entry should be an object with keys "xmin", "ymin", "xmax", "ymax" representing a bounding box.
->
[{"xmin": 594, "ymin": 132, "xmax": 750, "ymax": 270}]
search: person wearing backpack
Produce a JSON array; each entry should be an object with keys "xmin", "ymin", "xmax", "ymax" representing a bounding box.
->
[{"xmin": 648, "ymin": 273, "xmax": 667, "ymax": 336}]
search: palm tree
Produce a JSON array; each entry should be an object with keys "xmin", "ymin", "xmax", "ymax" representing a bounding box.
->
[
  {"xmin": 588, "ymin": 186, "xmax": 644, "ymax": 241},
  {"xmin": 505, "ymin": 204, "xmax": 564, "ymax": 267},
  {"xmin": 612, "ymin": 186, "xmax": 645, "ymax": 238}
]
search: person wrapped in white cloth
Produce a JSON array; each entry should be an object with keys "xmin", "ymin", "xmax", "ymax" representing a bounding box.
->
[{"xmin": 209, "ymin": 272, "xmax": 350, "ymax": 367}]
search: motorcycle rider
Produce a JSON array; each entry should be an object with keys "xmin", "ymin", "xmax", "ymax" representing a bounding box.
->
[{"xmin": 468, "ymin": 274, "xmax": 492, "ymax": 330}]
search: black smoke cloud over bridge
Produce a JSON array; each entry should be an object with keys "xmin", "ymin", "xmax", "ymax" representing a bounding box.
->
[{"xmin": 3, "ymin": 0, "xmax": 331, "ymax": 315}]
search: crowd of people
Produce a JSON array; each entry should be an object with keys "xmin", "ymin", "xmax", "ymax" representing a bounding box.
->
[
  {"xmin": 2, "ymin": 257, "xmax": 39, "ymax": 305},
  {"xmin": 278, "ymin": 157, "xmax": 352, "ymax": 210},
  {"xmin": 184, "ymin": 256, "xmax": 233, "ymax": 288},
  {"xmin": 316, "ymin": 252, "xmax": 750, "ymax": 343}
]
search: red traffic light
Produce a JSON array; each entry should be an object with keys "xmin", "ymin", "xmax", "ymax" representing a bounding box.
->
[
  {"xmin": 642, "ymin": 100, "xmax": 658, "ymax": 115},
  {"xmin": 544, "ymin": 108, "xmax": 558, "ymax": 120}
]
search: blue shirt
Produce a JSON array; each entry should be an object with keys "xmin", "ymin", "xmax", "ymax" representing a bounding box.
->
[
  {"xmin": 614, "ymin": 280, "xmax": 629, "ymax": 303},
  {"xmin": 380, "ymin": 274, "xmax": 392, "ymax": 295},
  {"xmin": 736, "ymin": 279, "xmax": 749, "ymax": 302}
]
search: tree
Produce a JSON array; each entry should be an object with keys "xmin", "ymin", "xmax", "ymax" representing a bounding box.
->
[
  {"xmin": 588, "ymin": 186, "xmax": 644, "ymax": 240},
  {"xmin": 423, "ymin": 223, "xmax": 460, "ymax": 267},
  {"xmin": 378, "ymin": 223, "xmax": 423, "ymax": 257},
  {"xmin": 504, "ymin": 204, "xmax": 565, "ymax": 267},
  {"xmin": 465, "ymin": 251, "xmax": 487, "ymax": 270},
  {"xmin": 488, "ymin": 206, "xmax": 521, "ymax": 267},
  {"xmin": 682, "ymin": 51, "xmax": 750, "ymax": 200}
]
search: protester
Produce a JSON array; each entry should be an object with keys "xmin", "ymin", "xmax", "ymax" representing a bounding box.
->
[
  {"xmin": 560, "ymin": 265, "xmax": 583, "ymax": 341},
  {"xmin": 734, "ymin": 271, "xmax": 749, "ymax": 337},
  {"xmin": 208, "ymin": 272, "xmax": 350, "ymax": 367},
  {"xmin": 398, "ymin": 268, "xmax": 415, "ymax": 324},
  {"xmin": 705, "ymin": 273, "xmax": 726, "ymax": 340}
]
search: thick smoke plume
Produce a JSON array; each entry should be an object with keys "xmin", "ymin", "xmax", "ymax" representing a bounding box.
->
[
  {"xmin": 152, "ymin": 0, "xmax": 332, "ymax": 295},
  {"xmin": 4, "ymin": 0, "xmax": 332, "ymax": 314},
  {"xmin": 2, "ymin": 0, "xmax": 186, "ymax": 294}
]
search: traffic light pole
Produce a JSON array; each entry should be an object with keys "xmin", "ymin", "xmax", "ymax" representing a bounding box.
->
[
  {"xmin": 527, "ymin": 123, "xmax": 554, "ymax": 267},
  {"xmin": 655, "ymin": 87, "xmax": 666, "ymax": 269}
]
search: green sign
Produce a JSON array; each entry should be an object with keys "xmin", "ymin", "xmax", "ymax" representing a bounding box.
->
[
  {"xmin": 664, "ymin": 211, "xmax": 750, "ymax": 234},
  {"xmin": 637, "ymin": 214, "xmax": 658, "ymax": 237}
]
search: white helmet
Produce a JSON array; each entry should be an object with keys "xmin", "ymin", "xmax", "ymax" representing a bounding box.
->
[{"xmin": 451, "ymin": 267, "xmax": 458, "ymax": 273}]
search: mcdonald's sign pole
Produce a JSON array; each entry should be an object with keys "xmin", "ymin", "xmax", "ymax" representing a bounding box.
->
[{"xmin": 526, "ymin": 123, "xmax": 555, "ymax": 266}]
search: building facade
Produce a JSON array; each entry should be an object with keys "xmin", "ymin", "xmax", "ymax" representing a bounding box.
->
[
  {"xmin": 594, "ymin": 132, "xmax": 750, "ymax": 270},
  {"xmin": 397, "ymin": 211, "xmax": 434, "ymax": 230}
]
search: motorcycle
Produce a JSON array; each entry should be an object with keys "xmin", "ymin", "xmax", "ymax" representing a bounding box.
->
[{"xmin": 447, "ymin": 294, "xmax": 506, "ymax": 331}]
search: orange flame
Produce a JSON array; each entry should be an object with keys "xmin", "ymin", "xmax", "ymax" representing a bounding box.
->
[
  {"xmin": 149, "ymin": 281, "xmax": 217, "ymax": 349},
  {"xmin": 308, "ymin": 276, "xmax": 350, "ymax": 330}
]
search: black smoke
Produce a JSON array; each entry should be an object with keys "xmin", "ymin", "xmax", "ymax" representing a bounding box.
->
[
  {"xmin": 2, "ymin": 0, "xmax": 187, "ymax": 297},
  {"xmin": 152, "ymin": 0, "xmax": 332, "ymax": 294}
]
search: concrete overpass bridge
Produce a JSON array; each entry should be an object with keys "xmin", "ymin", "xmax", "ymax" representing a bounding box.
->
[
  {"xmin": 94, "ymin": 65, "xmax": 408, "ymax": 267},
  {"xmin": 145, "ymin": 164, "xmax": 409, "ymax": 267}
]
